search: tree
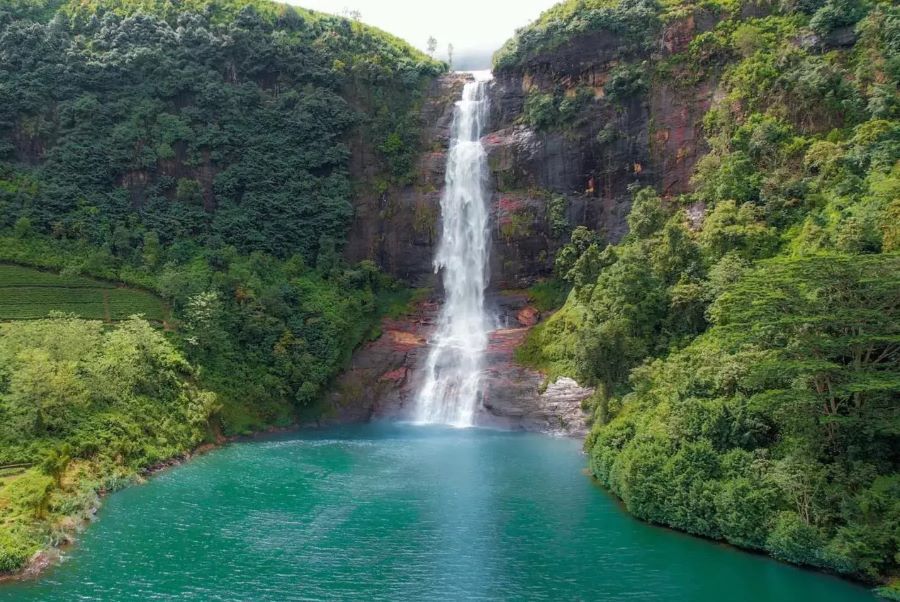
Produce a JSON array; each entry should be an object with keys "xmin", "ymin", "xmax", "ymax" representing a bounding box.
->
[
  {"xmin": 447, "ymin": 43, "xmax": 454, "ymax": 69},
  {"xmin": 711, "ymin": 254, "xmax": 900, "ymax": 453},
  {"xmin": 554, "ymin": 226, "xmax": 604, "ymax": 281},
  {"xmin": 426, "ymin": 36, "xmax": 437, "ymax": 58},
  {"xmin": 40, "ymin": 444, "xmax": 73, "ymax": 487},
  {"xmin": 699, "ymin": 200, "xmax": 777, "ymax": 261},
  {"xmin": 627, "ymin": 187, "xmax": 666, "ymax": 239},
  {"xmin": 4, "ymin": 349, "xmax": 90, "ymax": 436},
  {"xmin": 142, "ymin": 230, "xmax": 161, "ymax": 267},
  {"xmin": 183, "ymin": 291, "xmax": 226, "ymax": 355}
]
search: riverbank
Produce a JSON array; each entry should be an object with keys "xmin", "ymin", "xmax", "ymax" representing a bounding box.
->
[
  {"xmin": 0, "ymin": 291, "xmax": 588, "ymax": 586},
  {"xmin": 0, "ymin": 422, "xmax": 310, "ymax": 584}
]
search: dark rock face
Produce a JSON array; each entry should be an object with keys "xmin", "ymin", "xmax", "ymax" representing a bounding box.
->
[
  {"xmin": 343, "ymin": 73, "xmax": 467, "ymax": 287},
  {"xmin": 345, "ymin": 12, "xmax": 718, "ymax": 288},
  {"xmin": 485, "ymin": 29, "xmax": 656, "ymax": 252},
  {"xmin": 480, "ymin": 13, "xmax": 720, "ymax": 281},
  {"xmin": 327, "ymin": 292, "xmax": 591, "ymax": 437}
]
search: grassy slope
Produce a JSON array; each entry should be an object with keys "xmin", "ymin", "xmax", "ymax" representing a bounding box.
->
[{"xmin": 0, "ymin": 264, "xmax": 167, "ymax": 322}]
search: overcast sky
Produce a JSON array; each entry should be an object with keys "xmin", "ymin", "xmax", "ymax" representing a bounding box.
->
[{"xmin": 286, "ymin": 0, "xmax": 560, "ymax": 67}]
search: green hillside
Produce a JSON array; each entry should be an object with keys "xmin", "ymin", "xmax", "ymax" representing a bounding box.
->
[
  {"xmin": 0, "ymin": 0, "xmax": 441, "ymax": 576},
  {"xmin": 0, "ymin": 0, "xmax": 440, "ymax": 430},
  {"xmin": 505, "ymin": 0, "xmax": 900, "ymax": 588}
]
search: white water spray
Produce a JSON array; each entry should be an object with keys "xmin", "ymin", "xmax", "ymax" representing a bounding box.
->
[{"xmin": 415, "ymin": 71, "xmax": 493, "ymax": 427}]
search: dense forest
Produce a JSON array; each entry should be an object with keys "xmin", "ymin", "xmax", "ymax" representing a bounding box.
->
[
  {"xmin": 508, "ymin": 0, "xmax": 899, "ymax": 591},
  {"xmin": 0, "ymin": 0, "xmax": 442, "ymax": 573}
]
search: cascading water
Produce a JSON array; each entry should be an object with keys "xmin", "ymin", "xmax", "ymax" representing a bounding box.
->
[{"xmin": 415, "ymin": 71, "xmax": 493, "ymax": 427}]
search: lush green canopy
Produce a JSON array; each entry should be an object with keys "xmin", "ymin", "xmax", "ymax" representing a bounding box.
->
[{"xmin": 0, "ymin": 0, "xmax": 441, "ymax": 261}]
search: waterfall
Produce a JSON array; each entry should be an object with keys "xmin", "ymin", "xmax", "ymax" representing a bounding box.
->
[{"xmin": 415, "ymin": 71, "xmax": 493, "ymax": 427}]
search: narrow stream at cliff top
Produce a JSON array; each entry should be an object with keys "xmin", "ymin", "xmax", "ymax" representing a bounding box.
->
[
  {"xmin": 0, "ymin": 424, "xmax": 875, "ymax": 601},
  {"xmin": 416, "ymin": 71, "xmax": 493, "ymax": 427}
]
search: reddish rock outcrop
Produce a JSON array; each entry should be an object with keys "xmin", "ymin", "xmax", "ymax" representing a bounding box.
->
[{"xmin": 328, "ymin": 292, "xmax": 591, "ymax": 436}]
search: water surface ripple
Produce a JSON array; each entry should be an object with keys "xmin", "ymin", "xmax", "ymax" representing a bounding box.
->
[{"xmin": 0, "ymin": 425, "xmax": 875, "ymax": 601}]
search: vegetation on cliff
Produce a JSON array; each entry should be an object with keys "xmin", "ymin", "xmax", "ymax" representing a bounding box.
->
[
  {"xmin": 493, "ymin": 0, "xmax": 661, "ymax": 71},
  {"xmin": 511, "ymin": 0, "xmax": 899, "ymax": 585},
  {"xmin": 0, "ymin": 0, "xmax": 442, "ymax": 574}
]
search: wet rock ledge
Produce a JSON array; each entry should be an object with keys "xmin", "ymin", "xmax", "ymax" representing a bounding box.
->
[{"xmin": 326, "ymin": 292, "xmax": 592, "ymax": 437}]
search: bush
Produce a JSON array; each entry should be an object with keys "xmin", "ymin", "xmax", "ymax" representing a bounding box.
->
[
  {"xmin": 715, "ymin": 476, "xmax": 778, "ymax": 548},
  {"xmin": 767, "ymin": 511, "xmax": 825, "ymax": 566},
  {"xmin": 0, "ymin": 527, "xmax": 36, "ymax": 573},
  {"xmin": 605, "ymin": 63, "xmax": 649, "ymax": 104},
  {"xmin": 522, "ymin": 88, "xmax": 593, "ymax": 130},
  {"xmin": 1, "ymin": 471, "xmax": 54, "ymax": 519},
  {"xmin": 13, "ymin": 216, "xmax": 31, "ymax": 238},
  {"xmin": 809, "ymin": 0, "xmax": 866, "ymax": 35}
]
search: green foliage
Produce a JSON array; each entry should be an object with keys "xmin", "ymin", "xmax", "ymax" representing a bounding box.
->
[
  {"xmin": 0, "ymin": 315, "xmax": 216, "ymax": 446},
  {"xmin": 875, "ymin": 581, "xmax": 900, "ymax": 601},
  {"xmin": 0, "ymin": 315, "xmax": 220, "ymax": 573},
  {"xmin": 547, "ymin": 194, "xmax": 571, "ymax": 238},
  {"xmin": 809, "ymin": 0, "xmax": 867, "ymax": 35},
  {"xmin": 12, "ymin": 217, "xmax": 31, "ymax": 238},
  {"xmin": 513, "ymin": 0, "xmax": 900, "ymax": 582},
  {"xmin": 175, "ymin": 179, "xmax": 202, "ymax": 205},
  {"xmin": 0, "ymin": 232, "xmax": 395, "ymax": 440},
  {"xmin": 627, "ymin": 187, "xmax": 666, "ymax": 239},
  {"xmin": 0, "ymin": 0, "xmax": 420, "ymax": 543},
  {"xmin": 0, "ymin": 525, "xmax": 37, "ymax": 574},
  {"xmin": 554, "ymin": 226, "xmax": 605, "ymax": 281},
  {"xmin": 499, "ymin": 210, "xmax": 535, "ymax": 241},
  {"xmin": 523, "ymin": 88, "xmax": 595, "ymax": 131},
  {"xmin": 588, "ymin": 254, "xmax": 899, "ymax": 580},
  {"xmin": 493, "ymin": 0, "xmax": 662, "ymax": 71},
  {"xmin": 0, "ymin": 0, "xmax": 442, "ymax": 263},
  {"xmin": 0, "ymin": 472, "xmax": 54, "ymax": 520},
  {"xmin": 603, "ymin": 63, "xmax": 649, "ymax": 104},
  {"xmin": 526, "ymin": 279, "xmax": 571, "ymax": 312},
  {"xmin": 767, "ymin": 511, "xmax": 826, "ymax": 565},
  {"xmin": 698, "ymin": 201, "xmax": 777, "ymax": 260}
]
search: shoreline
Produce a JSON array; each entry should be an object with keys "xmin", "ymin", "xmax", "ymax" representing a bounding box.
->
[
  {"xmin": 0, "ymin": 414, "xmax": 582, "ymax": 585},
  {"xmin": 583, "ymin": 471, "xmax": 888, "ymax": 597},
  {"xmin": 1, "ymin": 422, "xmax": 889, "ymax": 598},
  {"xmin": 0, "ymin": 422, "xmax": 305, "ymax": 584}
]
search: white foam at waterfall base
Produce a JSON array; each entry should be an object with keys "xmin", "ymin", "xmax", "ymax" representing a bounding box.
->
[{"xmin": 415, "ymin": 72, "xmax": 493, "ymax": 427}]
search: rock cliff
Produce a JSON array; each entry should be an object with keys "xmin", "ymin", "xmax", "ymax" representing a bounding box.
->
[
  {"xmin": 344, "ymin": 74, "xmax": 468, "ymax": 287},
  {"xmin": 345, "ymin": 13, "xmax": 720, "ymax": 289},
  {"xmin": 337, "ymin": 11, "xmax": 727, "ymax": 435},
  {"xmin": 483, "ymin": 12, "xmax": 722, "ymax": 285}
]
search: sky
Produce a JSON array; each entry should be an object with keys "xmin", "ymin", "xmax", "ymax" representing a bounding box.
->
[{"xmin": 286, "ymin": 0, "xmax": 560, "ymax": 68}]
